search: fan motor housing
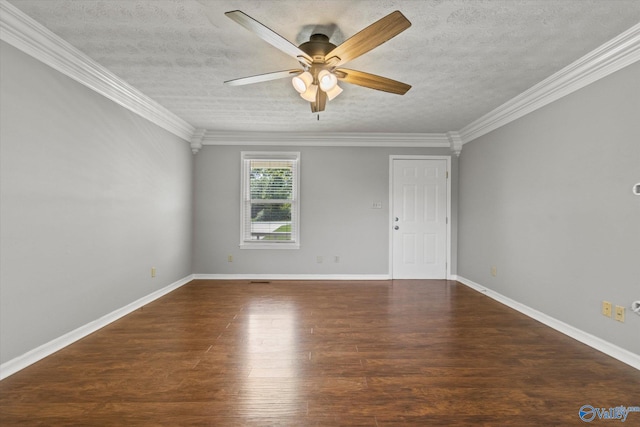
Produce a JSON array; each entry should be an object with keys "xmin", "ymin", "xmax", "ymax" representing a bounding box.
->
[{"xmin": 298, "ymin": 34, "xmax": 337, "ymax": 62}]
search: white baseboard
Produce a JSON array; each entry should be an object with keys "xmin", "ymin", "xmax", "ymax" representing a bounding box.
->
[
  {"xmin": 0, "ymin": 274, "xmax": 194, "ymax": 381},
  {"xmin": 456, "ymin": 276, "xmax": 640, "ymax": 371},
  {"xmin": 193, "ymin": 274, "xmax": 391, "ymax": 281},
  {"xmin": 7, "ymin": 274, "xmax": 633, "ymax": 380}
]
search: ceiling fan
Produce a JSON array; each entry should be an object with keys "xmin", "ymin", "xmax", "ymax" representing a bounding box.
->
[{"xmin": 224, "ymin": 10, "xmax": 412, "ymax": 113}]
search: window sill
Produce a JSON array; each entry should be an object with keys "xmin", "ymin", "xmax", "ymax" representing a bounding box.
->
[{"xmin": 239, "ymin": 243, "xmax": 300, "ymax": 250}]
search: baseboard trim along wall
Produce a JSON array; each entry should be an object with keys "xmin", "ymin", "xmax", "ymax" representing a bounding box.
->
[
  {"xmin": 4, "ymin": 274, "xmax": 636, "ymax": 380},
  {"xmin": 455, "ymin": 276, "xmax": 640, "ymax": 371},
  {"xmin": 193, "ymin": 274, "xmax": 392, "ymax": 281},
  {"xmin": 0, "ymin": 274, "xmax": 195, "ymax": 381}
]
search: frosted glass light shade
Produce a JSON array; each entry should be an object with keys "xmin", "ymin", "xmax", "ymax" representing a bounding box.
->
[
  {"xmin": 318, "ymin": 70, "xmax": 338, "ymax": 92},
  {"xmin": 292, "ymin": 71, "xmax": 313, "ymax": 93},
  {"xmin": 325, "ymin": 84, "xmax": 343, "ymax": 101},
  {"xmin": 300, "ymin": 84, "xmax": 318, "ymax": 102}
]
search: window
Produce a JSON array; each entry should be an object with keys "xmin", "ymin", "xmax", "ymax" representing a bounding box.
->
[{"xmin": 240, "ymin": 152, "xmax": 300, "ymax": 249}]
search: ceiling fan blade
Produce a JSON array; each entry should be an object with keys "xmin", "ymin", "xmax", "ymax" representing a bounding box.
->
[
  {"xmin": 225, "ymin": 11, "xmax": 313, "ymax": 65},
  {"xmin": 224, "ymin": 69, "xmax": 303, "ymax": 86},
  {"xmin": 336, "ymin": 68, "xmax": 411, "ymax": 95},
  {"xmin": 325, "ymin": 10, "xmax": 411, "ymax": 67},
  {"xmin": 311, "ymin": 90, "xmax": 327, "ymax": 113}
]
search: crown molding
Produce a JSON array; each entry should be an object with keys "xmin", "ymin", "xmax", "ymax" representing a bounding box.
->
[
  {"xmin": 459, "ymin": 23, "xmax": 640, "ymax": 145},
  {"xmin": 190, "ymin": 128, "xmax": 206, "ymax": 154},
  {"xmin": 0, "ymin": 0, "xmax": 194, "ymax": 142},
  {"xmin": 2, "ymin": 0, "xmax": 638, "ymax": 148},
  {"xmin": 446, "ymin": 131, "xmax": 463, "ymax": 157},
  {"xmin": 200, "ymin": 130, "xmax": 451, "ymax": 149}
]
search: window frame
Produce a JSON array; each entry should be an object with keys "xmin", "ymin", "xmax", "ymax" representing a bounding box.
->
[{"xmin": 240, "ymin": 151, "xmax": 300, "ymax": 250}]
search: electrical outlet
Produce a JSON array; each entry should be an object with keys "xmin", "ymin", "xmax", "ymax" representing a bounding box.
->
[
  {"xmin": 615, "ymin": 305, "xmax": 625, "ymax": 322},
  {"xmin": 151, "ymin": 267, "xmax": 156, "ymax": 278},
  {"xmin": 490, "ymin": 266, "xmax": 497, "ymax": 277},
  {"xmin": 316, "ymin": 256, "xmax": 323, "ymax": 263},
  {"xmin": 227, "ymin": 255, "xmax": 233, "ymax": 262},
  {"xmin": 334, "ymin": 255, "xmax": 340, "ymax": 263},
  {"xmin": 602, "ymin": 301, "xmax": 612, "ymax": 317}
]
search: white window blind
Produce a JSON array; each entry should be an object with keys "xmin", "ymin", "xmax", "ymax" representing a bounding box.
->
[{"xmin": 241, "ymin": 152, "xmax": 300, "ymax": 249}]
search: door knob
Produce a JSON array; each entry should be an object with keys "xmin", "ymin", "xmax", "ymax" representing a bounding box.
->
[
  {"xmin": 394, "ymin": 225, "xmax": 399, "ymax": 230},
  {"xmin": 395, "ymin": 217, "xmax": 399, "ymax": 222}
]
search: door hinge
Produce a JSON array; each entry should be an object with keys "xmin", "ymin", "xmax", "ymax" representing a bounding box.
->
[
  {"xmin": 446, "ymin": 171, "xmax": 449, "ymax": 179},
  {"xmin": 446, "ymin": 217, "xmax": 448, "ymax": 224}
]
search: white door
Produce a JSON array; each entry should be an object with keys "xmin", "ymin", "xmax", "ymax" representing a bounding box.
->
[{"xmin": 392, "ymin": 159, "xmax": 448, "ymax": 279}]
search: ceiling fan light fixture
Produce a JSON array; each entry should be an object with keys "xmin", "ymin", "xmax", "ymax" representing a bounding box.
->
[
  {"xmin": 325, "ymin": 84, "xmax": 343, "ymax": 101},
  {"xmin": 225, "ymin": 10, "xmax": 412, "ymax": 113},
  {"xmin": 299, "ymin": 84, "xmax": 318, "ymax": 102},
  {"xmin": 292, "ymin": 71, "xmax": 313, "ymax": 93},
  {"xmin": 318, "ymin": 70, "xmax": 338, "ymax": 92}
]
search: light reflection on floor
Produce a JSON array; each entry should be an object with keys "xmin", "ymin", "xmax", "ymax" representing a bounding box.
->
[{"xmin": 242, "ymin": 299, "xmax": 304, "ymax": 417}]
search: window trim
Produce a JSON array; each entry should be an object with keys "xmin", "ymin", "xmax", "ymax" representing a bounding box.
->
[{"xmin": 240, "ymin": 151, "xmax": 300, "ymax": 250}]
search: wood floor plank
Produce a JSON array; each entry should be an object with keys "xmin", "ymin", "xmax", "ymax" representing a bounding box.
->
[{"xmin": 1, "ymin": 279, "xmax": 639, "ymax": 426}]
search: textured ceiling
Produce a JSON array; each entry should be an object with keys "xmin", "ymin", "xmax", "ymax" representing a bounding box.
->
[{"xmin": 7, "ymin": 0, "xmax": 640, "ymax": 134}]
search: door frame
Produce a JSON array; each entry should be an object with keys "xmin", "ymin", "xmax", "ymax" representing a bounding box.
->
[{"xmin": 388, "ymin": 155, "xmax": 452, "ymax": 279}]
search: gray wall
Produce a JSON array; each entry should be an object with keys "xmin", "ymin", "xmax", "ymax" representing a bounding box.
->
[
  {"xmin": 458, "ymin": 62, "xmax": 640, "ymax": 355},
  {"xmin": 0, "ymin": 42, "xmax": 194, "ymax": 364},
  {"xmin": 193, "ymin": 145, "xmax": 457, "ymax": 276}
]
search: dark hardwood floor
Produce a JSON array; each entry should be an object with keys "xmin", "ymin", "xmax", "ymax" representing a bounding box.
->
[{"xmin": 1, "ymin": 280, "xmax": 639, "ymax": 426}]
